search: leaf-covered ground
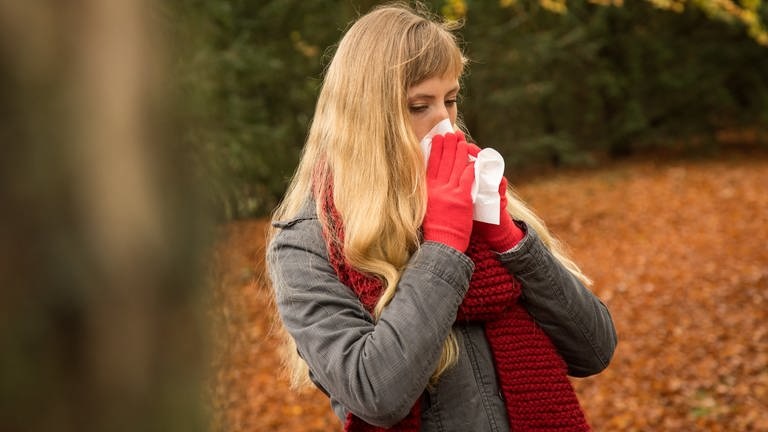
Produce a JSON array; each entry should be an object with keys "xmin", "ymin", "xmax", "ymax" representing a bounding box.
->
[{"xmin": 209, "ymin": 156, "xmax": 768, "ymax": 431}]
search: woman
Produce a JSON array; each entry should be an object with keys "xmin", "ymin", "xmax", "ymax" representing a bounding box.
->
[{"xmin": 267, "ymin": 3, "xmax": 617, "ymax": 431}]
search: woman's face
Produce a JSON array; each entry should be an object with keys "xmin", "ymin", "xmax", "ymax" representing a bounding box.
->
[{"xmin": 407, "ymin": 75, "xmax": 460, "ymax": 140}]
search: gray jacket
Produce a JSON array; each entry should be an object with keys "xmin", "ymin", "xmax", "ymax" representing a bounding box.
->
[{"xmin": 268, "ymin": 200, "xmax": 617, "ymax": 431}]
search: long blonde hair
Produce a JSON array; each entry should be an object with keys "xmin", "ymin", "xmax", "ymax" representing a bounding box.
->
[{"xmin": 268, "ymin": 2, "xmax": 590, "ymax": 389}]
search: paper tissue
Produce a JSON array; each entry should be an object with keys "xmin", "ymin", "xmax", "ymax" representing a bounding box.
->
[{"xmin": 419, "ymin": 119, "xmax": 505, "ymax": 224}]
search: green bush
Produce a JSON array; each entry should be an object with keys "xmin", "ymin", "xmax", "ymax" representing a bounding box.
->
[{"xmin": 461, "ymin": 0, "xmax": 768, "ymax": 170}]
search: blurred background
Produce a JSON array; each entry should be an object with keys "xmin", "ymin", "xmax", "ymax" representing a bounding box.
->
[
  {"xmin": 0, "ymin": 1, "xmax": 209, "ymax": 432},
  {"xmin": 1, "ymin": 0, "xmax": 766, "ymax": 431}
]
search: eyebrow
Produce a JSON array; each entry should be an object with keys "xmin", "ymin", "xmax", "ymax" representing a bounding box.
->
[{"xmin": 408, "ymin": 85, "xmax": 461, "ymax": 100}]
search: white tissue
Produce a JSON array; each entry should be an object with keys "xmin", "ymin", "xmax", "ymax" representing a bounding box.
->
[
  {"xmin": 419, "ymin": 118, "xmax": 455, "ymax": 158},
  {"xmin": 470, "ymin": 147, "xmax": 504, "ymax": 224},
  {"xmin": 419, "ymin": 119, "xmax": 505, "ymax": 225}
]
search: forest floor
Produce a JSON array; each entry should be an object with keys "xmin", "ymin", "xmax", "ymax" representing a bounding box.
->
[{"xmin": 208, "ymin": 154, "xmax": 768, "ymax": 431}]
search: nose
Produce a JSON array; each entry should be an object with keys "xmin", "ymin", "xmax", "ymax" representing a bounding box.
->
[{"xmin": 430, "ymin": 105, "xmax": 450, "ymax": 125}]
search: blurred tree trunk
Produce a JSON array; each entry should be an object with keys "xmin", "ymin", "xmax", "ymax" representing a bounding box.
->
[{"xmin": 0, "ymin": 2, "xmax": 209, "ymax": 432}]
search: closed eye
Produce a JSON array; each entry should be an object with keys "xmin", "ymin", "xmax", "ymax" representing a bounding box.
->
[{"xmin": 409, "ymin": 105, "xmax": 428, "ymax": 113}]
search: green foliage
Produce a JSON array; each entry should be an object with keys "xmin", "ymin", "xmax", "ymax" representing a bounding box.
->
[
  {"xmin": 176, "ymin": 0, "xmax": 768, "ymax": 217},
  {"xmin": 174, "ymin": 0, "xmax": 377, "ymax": 218},
  {"xmin": 460, "ymin": 0, "xmax": 768, "ymax": 171}
]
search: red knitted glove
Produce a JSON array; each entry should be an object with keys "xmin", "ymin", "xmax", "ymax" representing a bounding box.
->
[
  {"xmin": 423, "ymin": 133, "xmax": 475, "ymax": 252},
  {"xmin": 467, "ymin": 143, "xmax": 524, "ymax": 252}
]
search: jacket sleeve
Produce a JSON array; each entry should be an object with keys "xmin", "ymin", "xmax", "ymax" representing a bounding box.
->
[
  {"xmin": 267, "ymin": 216, "xmax": 474, "ymax": 427},
  {"xmin": 497, "ymin": 223, "xmax": 618, "ymax": 377}
]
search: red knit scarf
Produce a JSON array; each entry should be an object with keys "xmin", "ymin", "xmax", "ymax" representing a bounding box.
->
[{"xmin": 319, "ymin": 187, "xmax": 590, "ymax": 432}]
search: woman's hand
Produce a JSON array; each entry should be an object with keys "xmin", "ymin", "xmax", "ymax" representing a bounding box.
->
[
  {"xmin": 466, "ymin": 142, "xmax": 524, "ymax": 252},
  {"xmin": 422, "ymin": 133, "xmax": 475, "ymax": 252}
]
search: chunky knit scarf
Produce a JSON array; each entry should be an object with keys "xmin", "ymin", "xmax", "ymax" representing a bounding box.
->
[{"xmin": 319, "ymin": 188, "xmax": 590, "ymax": 432}]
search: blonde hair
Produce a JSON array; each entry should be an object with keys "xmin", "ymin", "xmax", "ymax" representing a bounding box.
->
[{"xmin": 268, "ymin": 2, "xmax": 590, "ymax": 389}]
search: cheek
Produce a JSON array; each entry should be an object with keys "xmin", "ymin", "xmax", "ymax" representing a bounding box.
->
[
  {"xmin": 449, "ymin": 106, "xmax": 458, "ymax": 126},
  {"xmin": 410, "ymin": 116, "xmax": 431, "ymax": 140}
]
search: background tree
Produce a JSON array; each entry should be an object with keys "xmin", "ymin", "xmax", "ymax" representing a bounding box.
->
[
  {"xmin": 460, "ymin": 0, "xmax": 768, "ymax": 170},
  {"xmin": 0, "ymin": 2, "xmax": 208, "ymax": 431}
]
